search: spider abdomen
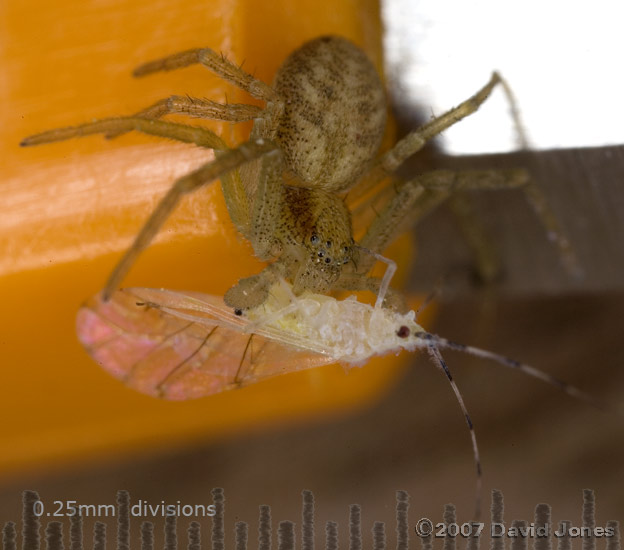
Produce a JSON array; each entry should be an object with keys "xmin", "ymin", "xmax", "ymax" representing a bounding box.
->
[{"xmin": 272, "ymin": 36, "xmax": 387, "ymax": 192}]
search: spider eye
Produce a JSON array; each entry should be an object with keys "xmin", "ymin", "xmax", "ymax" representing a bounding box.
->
[
  {"xmin": 325, "ymin": 240, "xmax": 332, "ymax": 248},
  {"xmin": 317, "ymin": 250, "xmax": 325, "ymax": 258},
  {"xmin": 310, "ymin": 235, "xmax": 320, "ymax": 245},
  {"xmin": 324, "ymin": 257, "xmax": 331, "ymax": 264}
]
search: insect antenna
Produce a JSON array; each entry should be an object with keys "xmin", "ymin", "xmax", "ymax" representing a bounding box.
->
[
  {"xmin": 413, "ymin": 332, "xmax": 620, "ymax": 415},
  {"xmin": 425, "ymin": 343, "xmax": 482, "ymax": 520},
  {"xmin": 411, "ymin": 327, "xmax": 622, "ymax": 520}
]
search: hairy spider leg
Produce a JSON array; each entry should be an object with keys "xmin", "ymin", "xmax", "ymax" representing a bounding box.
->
[
  {"xmin": 348, "ymin": 72, "xmax": 504, "ymax": 205},
  {"xmin": 21, "ymin": 40, "xmax": 298, "ymax": 299},
  {"xmin": 130, "ymin": 46, "xmax": 284, "ymax": 138},
  {"xmin": 132, "ymin": 47, "xmax": 278, "ymax": 101},
  {"xmin": 105, "ymin": 44, "xmax": 279, "ymax": 139},
  {"xmin": 105, "ymin": 96, "xmax": 263, "ymax": 139},
  {"xmin": 112, "ymin": 45, "xmax": 293, "ymax": 307},
  {"xmin": 349, "ymin": 71, "xmax": 577, "ymax": 277},
  {"xmin": 98, "ymin": 138, "xmax": 278, "ymax": 299},
  {"xmin": 21, "ymin": 112, "xmax": 282, "ymax": 298},
  {"xmin": 21, "ymin": 117, "xmax": 227, "ymax": 148},
  {"xmin": 354, "ymin": 169, "xmax": 528, "ymax": 273},
  {"xmin": 335, "ymin": 167, "xmax": 528, "ymax": 307}
]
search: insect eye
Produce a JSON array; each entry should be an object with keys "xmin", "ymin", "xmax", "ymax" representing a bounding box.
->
[
  {"xmin": 396, "ymin": 325, "xmax": 410, "ymax": 338},
  {"xmin": 310, "ymin": 235, "xmax": 320, "ymax": 245}
]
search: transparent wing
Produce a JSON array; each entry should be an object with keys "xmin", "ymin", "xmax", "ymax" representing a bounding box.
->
[{"xmin": 76, "ymin": 288, "xmax": 336, "ymax": 400}]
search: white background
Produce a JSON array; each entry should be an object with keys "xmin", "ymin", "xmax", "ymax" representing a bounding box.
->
[{"xmin": 383, "ymin": 0, "xmax": 624, "ymax": 154}]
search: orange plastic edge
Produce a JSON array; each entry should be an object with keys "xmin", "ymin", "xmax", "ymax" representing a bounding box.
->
[{"xmin": 0, "ymin": 0, "xmax": 423, "ymax": 478}]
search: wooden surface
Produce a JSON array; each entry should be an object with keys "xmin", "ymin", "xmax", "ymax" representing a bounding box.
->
[{"xmin": 406, "ymin": 145, "xmax": 624, "ymax": 296}]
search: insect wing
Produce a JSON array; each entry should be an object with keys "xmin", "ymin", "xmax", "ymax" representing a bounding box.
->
[{"xmin": 76, "ymin": 288, "xmax": 335, "ymax": 400}]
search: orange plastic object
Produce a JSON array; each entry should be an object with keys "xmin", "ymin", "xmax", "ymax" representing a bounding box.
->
[{"xmin": 0, "ymin": 0, "xmax": 418, "ymax": 477}]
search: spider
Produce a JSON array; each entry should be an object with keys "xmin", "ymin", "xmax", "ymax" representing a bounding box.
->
[{"xmin": 21, "ymin": 35, "xmax": 568, "ymax": 311}]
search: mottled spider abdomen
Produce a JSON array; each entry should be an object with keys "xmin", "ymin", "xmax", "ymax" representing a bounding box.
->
[{"xmin": 273, "ymin": 36, "xmax": 387, "ymax": 192}]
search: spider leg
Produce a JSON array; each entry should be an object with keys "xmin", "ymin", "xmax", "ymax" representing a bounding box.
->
[
  {"xmin": 356, "ymin": 168, "xmax": 529, "ymax": 276},
  {"xmin": 21, "ymin": 117, "xmax": 227, "ymax": 149},
  {"xmin": 105, "ymin": 96, "xmax": 263, "ymax": 139},
  {"xmin": 416, "ymin": 169, "xmax": 577, "ymax": 276},
  {"xmin": 128, "ymin": 96, "xmax": 263, "ymax": 123},
  {"xmin": 247, "ymin": 151, "xmax": 285, "ymax": 259},
  {"xmin": 520, "ymin": 177, "xmax": 579, "ymax": 275},
  {"xmin": 381, "ymin": 73, "xmax": 501, "ymax": 172},
  {"xmin": 103, "ymin": 138, "xmax": 278, "ymax": 300},
  {"xmin": 21, "ymin": 112, "xmax": 272, "ymax": 245},
  {"xmin": 347, "ymin": 70, "xmax": 578, "ymax": 275},
  {"xmin": 224, "ymin": 150, "xmax": 332, "ymax": 311},
  {"xmin": 133, "ymin": 47, "xmax": 277, "ymax": 102},
  {"xmin": 131, "ymin": 48, "xmax": 284, "ymax": 142},
  {"xmin": 348, "ymin": 72, "xmax": 502, "ymax": 204},
  {"xmin": 445, "ymin": 194, "xmax": 501, "ymax": 283},
  {"xmin": 224, "ymin": 261, "xmax": 286, "ymax": 311}
]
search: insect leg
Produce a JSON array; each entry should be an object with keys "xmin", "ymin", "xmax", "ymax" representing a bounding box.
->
[
  {"xmin": 333, "ymin": 273, "xmax": 407, "ymax": 311},
  {"xmin": 133, "ymin": 48, "xmax": 277, "ymax": 102},
  {"xmin": 233, "ymin": 334, "xmax": 256, "ymax": 388},
  {"xmin": 348, "ymin": 248, "xmax": 396, "ymax": 309},
  {"xmin": 103, "ymin": 138, "xmax": 278, "ymax": 300},
  {"xmin": 155, "ymin": 326, "xmax": 218, "ymax": 398}
]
